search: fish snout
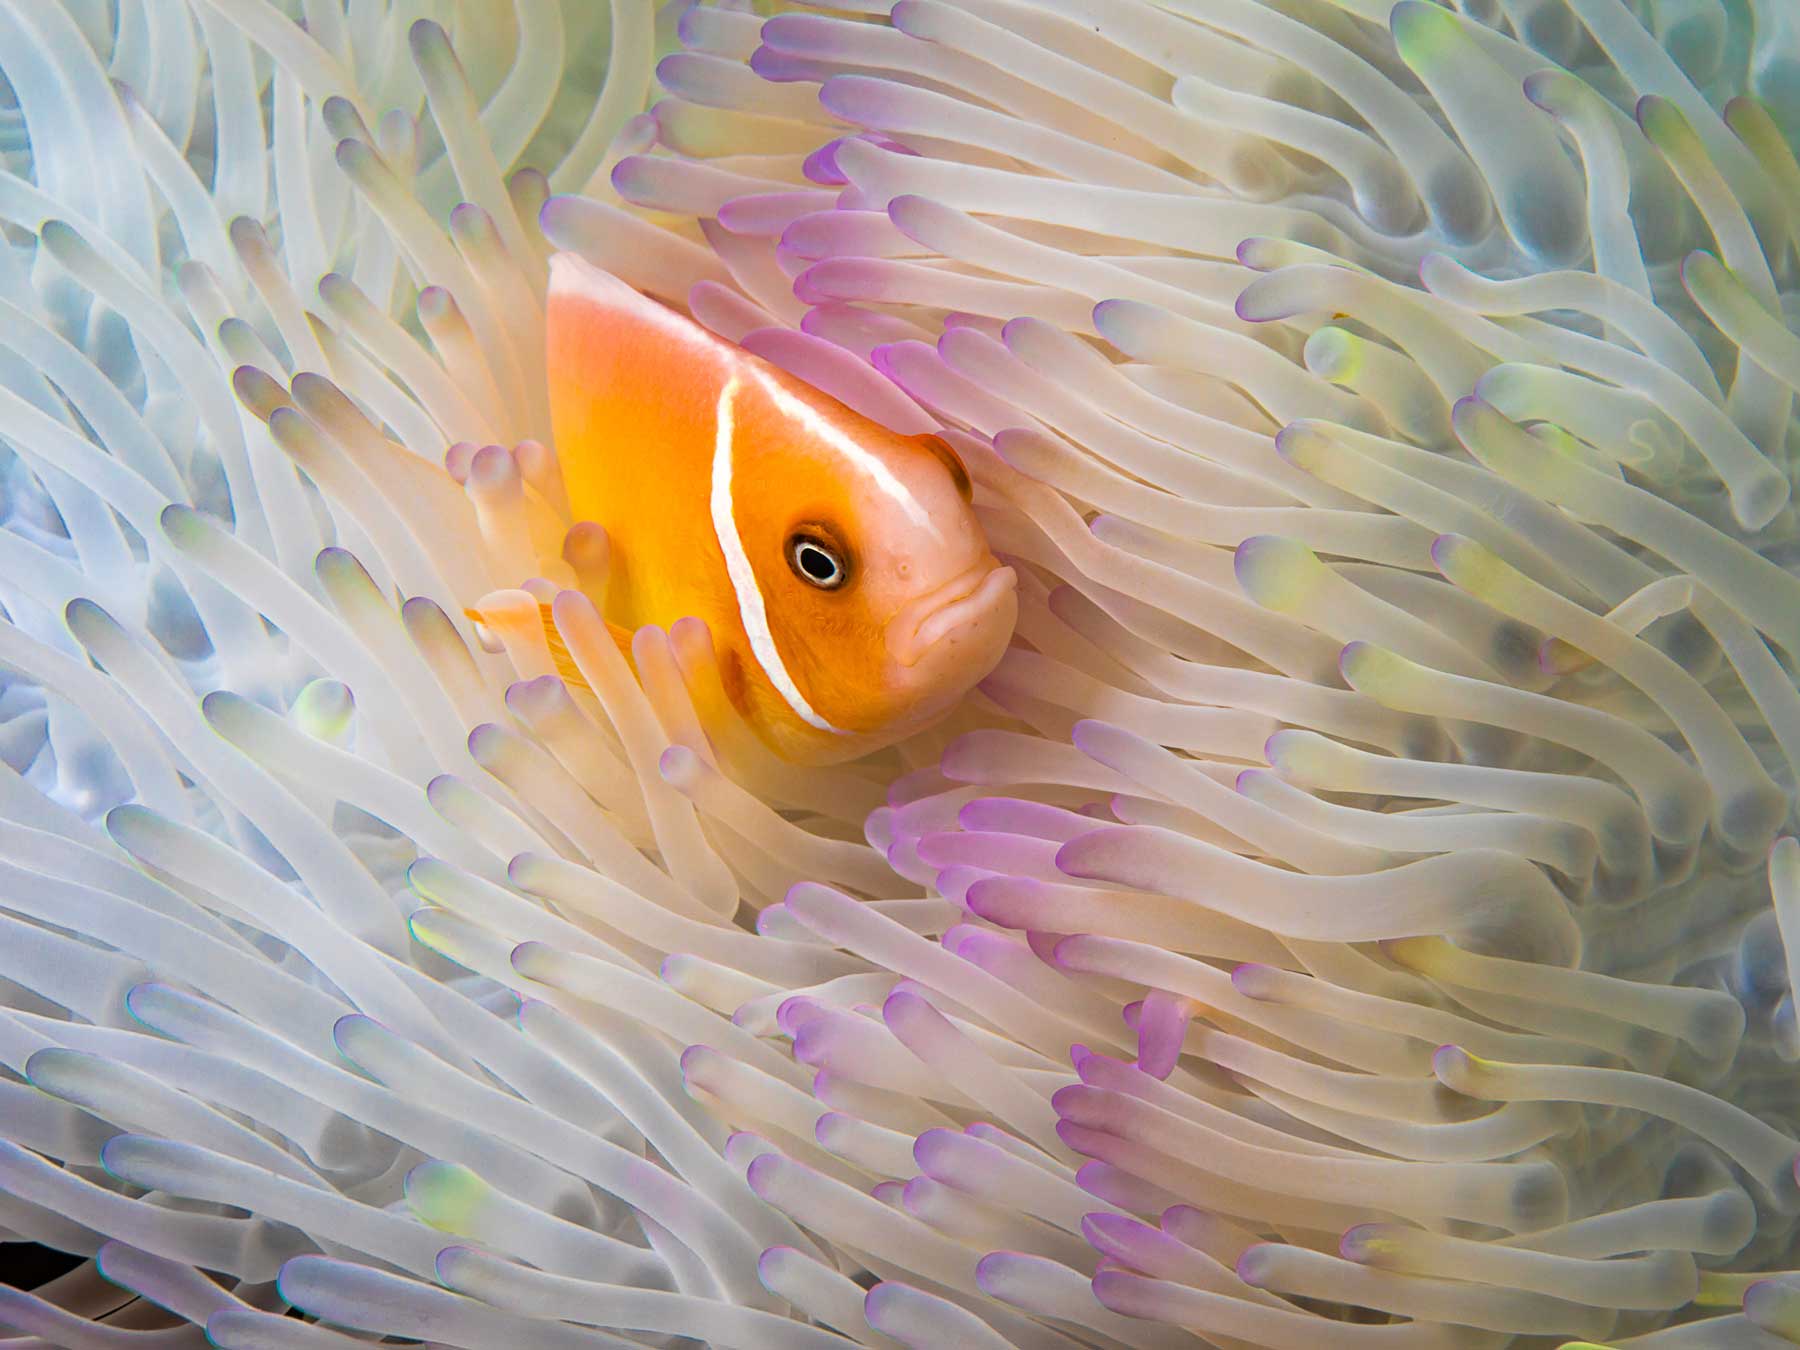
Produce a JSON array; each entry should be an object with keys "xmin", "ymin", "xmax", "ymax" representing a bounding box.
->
[{"xmin": 886, "ymin": 561, "xmax": 1018, "ymax": 669}]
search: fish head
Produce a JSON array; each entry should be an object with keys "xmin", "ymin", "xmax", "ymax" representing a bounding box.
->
[{"xmin": 724, "ymin": 370, "xmax": 1016, "ymax": 761}]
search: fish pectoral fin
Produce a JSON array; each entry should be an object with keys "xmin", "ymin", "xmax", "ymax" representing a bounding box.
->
[
  {"xmin": 462, "ymin": 603, "xmax": 635, "ymax": 692},
  {"xmin": 535, "ymin": 605, "xmax": 596, "ymax": 692}
]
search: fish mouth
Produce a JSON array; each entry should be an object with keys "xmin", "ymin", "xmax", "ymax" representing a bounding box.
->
[{"xmin": 886, "ymin": 560, "xmax": 1018, "ymax": 668}]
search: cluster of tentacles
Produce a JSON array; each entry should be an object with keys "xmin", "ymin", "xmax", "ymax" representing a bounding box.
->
[{"xmin": 6, "ymin": 0, "xmax": 1800, "ymax": 1347}]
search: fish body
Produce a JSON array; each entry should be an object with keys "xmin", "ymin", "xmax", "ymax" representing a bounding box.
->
[{"xmin": 537, "ymin": 253, "xmax": 1016, "ymax": 764}]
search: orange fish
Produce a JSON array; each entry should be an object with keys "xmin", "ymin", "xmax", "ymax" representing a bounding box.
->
[{"xmin": 498, "ymin": 253, "xmax": 1017, "ymax": 765}]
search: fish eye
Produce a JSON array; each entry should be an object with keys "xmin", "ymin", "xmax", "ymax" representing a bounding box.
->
[{"xmin": 787, "ymin": 532, "xmax": 848, "ymax": 590}]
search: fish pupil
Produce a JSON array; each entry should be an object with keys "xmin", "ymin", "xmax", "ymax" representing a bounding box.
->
[{"xmin": 788, "ymin": 534, "xmax": 846, "ymax": 589}]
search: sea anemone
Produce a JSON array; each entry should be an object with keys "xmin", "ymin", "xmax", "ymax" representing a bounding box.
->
[{"xmin": 4, "ymin": 0, "xmax": 1800, "ymax": 1346}]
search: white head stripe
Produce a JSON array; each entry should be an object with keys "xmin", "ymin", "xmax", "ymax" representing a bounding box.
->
[
  {"xmin": 709, "ymin": 374, "xmax": 845, "ymax": 736},
  {"xmin": 746, "ymin": 364, "xmax": 938, "ymax": 538}
]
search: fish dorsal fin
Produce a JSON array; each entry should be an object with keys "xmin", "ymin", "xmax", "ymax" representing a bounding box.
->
[
  {"xmin": 545, "ymin": 253, "xmax": 748, "ymax": 630},
  {"xmin": 546, "ymin": 255, "xmax": 730, "ymax": 502},
  {"xmin": 463, "ymin": 603, "xmax": 633, "ymax": 693}
]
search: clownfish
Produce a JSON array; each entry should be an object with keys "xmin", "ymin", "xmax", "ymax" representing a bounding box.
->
[{"xmin": 493, "ymin": 253, "xmax": 1017, "ymax": 765}]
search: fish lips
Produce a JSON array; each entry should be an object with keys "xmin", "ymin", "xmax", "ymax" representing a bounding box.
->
[{"xmin": 885, "ymin": 560, "xmax": 1018, "ymax": 669}]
